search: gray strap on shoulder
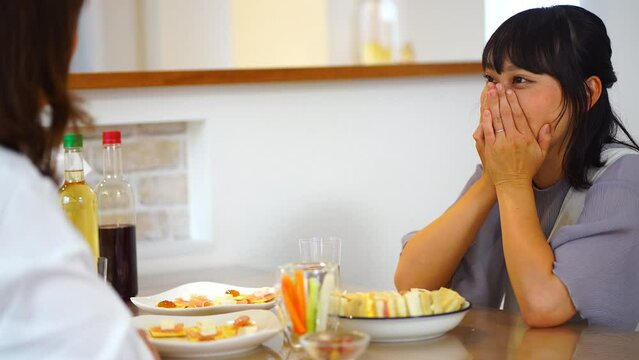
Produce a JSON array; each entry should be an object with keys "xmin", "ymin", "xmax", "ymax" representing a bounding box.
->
[{"xmin": 548, "ymin": 147, "xmax": 639, "ymax": 241}]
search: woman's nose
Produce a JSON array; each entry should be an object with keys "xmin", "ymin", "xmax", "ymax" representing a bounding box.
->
[{"xmin": 499, "ymin": 82, "xmax": 513, "ymax": 91}]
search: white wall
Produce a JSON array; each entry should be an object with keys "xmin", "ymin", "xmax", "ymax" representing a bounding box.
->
[
  {"xmin": 403, "ymin": 0, "xmax": 484, "ymax": 63},
  {"xmin": 326, "ymin": 0, "xmax": 358, "ymax": 65},
  {"xmin": 79, "ymin": 76, "xmax": 484, "ymax": 290},
  {"xmin": 143, "ymin": 0, "xmax": 231, "ymax": 70},
  {"xmin": 76, "ymin": 2, "xmax": 638, "ymax": 291},
  {"xmin": 484, "ymin": 0, "xmax": 580, "ymax": 41},
  {"xmin": 581, "ymin": 0, "xmax": 639, "ymax": 136},
  {"xmin": 71, "ymin": 0, "xmax": 141, "ymax": 72}
]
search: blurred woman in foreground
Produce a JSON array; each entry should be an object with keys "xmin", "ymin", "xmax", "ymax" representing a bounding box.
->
[{"xmin": 0, "ymin": 1, "xmax": 157, "ymax": 357}]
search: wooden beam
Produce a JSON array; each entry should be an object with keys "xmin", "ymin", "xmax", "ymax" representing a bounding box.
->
[{"xmin": 69, "ymin": 63, "xmax": 483, "ymax": 90}]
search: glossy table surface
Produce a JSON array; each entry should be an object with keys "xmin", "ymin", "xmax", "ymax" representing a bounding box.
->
[{"xmin": 132, "ymin": 266, "xmax": 639, "ymax": 359}]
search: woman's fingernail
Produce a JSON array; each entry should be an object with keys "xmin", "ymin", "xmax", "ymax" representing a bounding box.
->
[
  {"xmin": 506, "ymin": 89, "xmax": 513, "ymax": 96},
  {"xmin": 496, "ymin": 83, "xmax": 503, "ymax": 91}
]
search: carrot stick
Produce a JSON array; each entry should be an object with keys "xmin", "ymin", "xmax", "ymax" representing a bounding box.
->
[
  {"xmin": 281, "ymin": 274, "xmax": 306, "ymax": 334},
  {"xmin": 295, "ymin": 270, "xmax": 306, "ymax": 326}
]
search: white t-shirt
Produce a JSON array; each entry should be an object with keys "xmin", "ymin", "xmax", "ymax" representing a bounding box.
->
[{"xmin": 0, "ymin": 147, "xmax": 153, "ymax": 360}]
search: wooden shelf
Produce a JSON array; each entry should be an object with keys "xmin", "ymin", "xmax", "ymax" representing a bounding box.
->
[{"xmin": 69, "ymin": 62, "xmax": 482, "ymax": 90}]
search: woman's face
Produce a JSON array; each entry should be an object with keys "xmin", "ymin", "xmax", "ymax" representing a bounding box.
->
[{"xmin": 482, "ymin": 60, "xmax": 571, "ymax": 150}]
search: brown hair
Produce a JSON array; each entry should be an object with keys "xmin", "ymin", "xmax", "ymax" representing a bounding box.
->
[{"xmin": 0, "ymin": 0, "xmax": 88, "ymax": 179}]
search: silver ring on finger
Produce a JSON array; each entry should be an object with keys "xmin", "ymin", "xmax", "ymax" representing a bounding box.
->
[{"xmin": 495, "ymin": 128, "xmax": 505, "ymax": 133}]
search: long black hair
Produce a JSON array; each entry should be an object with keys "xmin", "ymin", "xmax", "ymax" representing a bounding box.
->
[
  {"xmin": 483, "ymin": 5, "xmax": 639, "ymax": 190},
  {"xmin": 0, "ymin": 0, "xmax": 88, "ymax": 179}
]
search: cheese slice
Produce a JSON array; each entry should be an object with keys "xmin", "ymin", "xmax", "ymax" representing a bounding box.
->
[
  {"xmin": 149, "ymin": 322, "xmax": 186, "ymax": 338},
  {"xmin": 160, "ymin": 320, "xmax": 176, "ymax": 330},
  {"xmin": 238, "ymin": 325, "xmax": 258, "ymax": 335},
  {"xmin": 381, "ymin": 292, "xmax": 397, "ymax": 317},
  {"xmin": 408, "ymin": 288, "xmax": 433, "ymax": 315},
  {"xmin": 199, "ymin": 326, "xmax": 218, "ymax": 337},
  {"xmin": 374, "ymin": 297, "xmax": 386, "ymax": 318},
  {"xmin": 393, "ymin": 292, "xmax": 408, "ymax": 317},
  {"xmin": 403, "ymin": 290, "xmax": 423, "ymax": 317},
  {"xmin": 438, "ymin": 287, "xmax": 465, "ymax": 312},
  {"xmin": 196, "ymin": 319, "xmax": 216, "ymax": 328},
  {"xmin": 419, "ymin": 290, "xmax": 433, "ymax": 315}
]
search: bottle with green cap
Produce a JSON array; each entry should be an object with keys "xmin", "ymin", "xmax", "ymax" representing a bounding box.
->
[{"xmin": 59, "ymin": 133, "xmax": 100, "ymax": 259}]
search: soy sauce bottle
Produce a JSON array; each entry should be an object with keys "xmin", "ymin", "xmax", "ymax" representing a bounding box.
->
[{"xmin": 95, "ymin": 130, "xmax": 138, "ymax": 299}]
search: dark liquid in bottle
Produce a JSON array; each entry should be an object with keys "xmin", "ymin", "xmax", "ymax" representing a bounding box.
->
[{"xmin": 99, "ymin": 224, "xmax": 138, "ymax": 299}]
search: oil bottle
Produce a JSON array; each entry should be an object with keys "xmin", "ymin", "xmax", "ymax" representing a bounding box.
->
[{"xmin": 59, "ymin": 133, "xmax": 100, "ymax": 259}]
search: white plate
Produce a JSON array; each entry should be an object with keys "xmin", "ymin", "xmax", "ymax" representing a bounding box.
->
[
  {"xmin": 337, "ymin": 301, "xmax": 471, "ymax": 342},
  {"xmin": 132, "ymin": 309, "xmax": 282, "ymax": 358},
  {"xmin": 131, "ymin": 282, "xmax": 276, "ymax": 315}
]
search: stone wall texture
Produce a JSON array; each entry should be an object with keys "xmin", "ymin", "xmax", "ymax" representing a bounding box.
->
[{"xmin": 79, "ymin": 122, "xmax": 190, "ymax": 242}]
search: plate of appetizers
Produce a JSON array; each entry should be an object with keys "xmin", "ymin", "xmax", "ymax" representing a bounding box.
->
[
  {"xmin": 131, "ymin": 282, "xmax": 276, "ymax": 315},
  {"xmin": 335, "ymin": 287, "xmax": 470, "ymax": 342},
  {"xmin": 132, "ymin": 310, "xmax": 282, "ymax": 358}
]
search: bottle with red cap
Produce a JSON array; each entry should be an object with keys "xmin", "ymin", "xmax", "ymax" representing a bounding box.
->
[{"xmin": 94, "ymin": 130, "xmax": 138, "ymax": 299}]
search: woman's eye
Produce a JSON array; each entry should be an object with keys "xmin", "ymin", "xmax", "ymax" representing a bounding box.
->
[
  {"xmin": 513, "ymin": 76, "xmax": 529, "ymax": 84},
  {"xmin": 483, "ymin": 74, "xmax": 496, "ymax": 83}
]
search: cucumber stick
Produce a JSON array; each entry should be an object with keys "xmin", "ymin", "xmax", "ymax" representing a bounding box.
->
[{"xmin": 306, "ymin": 278, "xmax": 320, "ymax": 333}]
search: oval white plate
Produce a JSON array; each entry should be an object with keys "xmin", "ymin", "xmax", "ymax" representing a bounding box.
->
[
  {"xmin": 132, "ymin": 309, "xmax": 282, "ymax": 358},
  {"xmin": 337, "ymin": 301, "xmax": 471, "ymax": 342},
  {"xmin": 130, "ymin": 282, "xmax": 276, "ymax": 315}
]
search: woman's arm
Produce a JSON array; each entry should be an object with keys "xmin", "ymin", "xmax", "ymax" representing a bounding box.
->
[
  {"xmin": 497, "ymin": 183, "xmax": 576, "ymax": 327},
  {"xmin": 395, "ymin": 83, "xmax": 495, "ymax": 292},
  {"xmin": 482, "ymin": 83, "xmax": 576, "ymax": 327},
  {"xmin": 394, "ymin": 174, "xmax": 496, "ymax": 291}
]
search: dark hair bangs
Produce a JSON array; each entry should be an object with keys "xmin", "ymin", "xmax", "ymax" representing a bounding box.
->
[{"xmin": 483, "ymin": 8, "xmax": 569, "ymax": 78}]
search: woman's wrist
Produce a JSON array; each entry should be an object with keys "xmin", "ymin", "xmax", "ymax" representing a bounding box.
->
[
  {"xmin": 477, "ymin": 173, "xmax": 495, "ymax": 190},
  {"xmin": 495, "ymin": 181, "xmax": 536, "ymax": 217},
  {"xmin": 472, "ymin": 174, "xmax": 498, "ymax": 203},
  {"xmin": 494, "ymin": 178, "xmax": 533, "ymax": 195}
]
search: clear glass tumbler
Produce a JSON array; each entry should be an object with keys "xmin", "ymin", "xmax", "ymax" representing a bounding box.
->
[
  {"xmin": 299, "ymin": 237, "xmax": 341, "ymax": 265},
  {"xmin": 276, "ymin": 262, "xmax": 339, "ymax": 349}
]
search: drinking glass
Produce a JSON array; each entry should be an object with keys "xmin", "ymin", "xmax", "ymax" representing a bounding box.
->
[
  {"xmin": 299, "ymin": 237, "xmax": 341, "ymax": 266},
  {"xmin": 276, "ymin": 262, "xmax": 338, "ymax": 349},
  {"xmin": 299, "ymin": 237, "xmax": 342, "ymax": 287}
]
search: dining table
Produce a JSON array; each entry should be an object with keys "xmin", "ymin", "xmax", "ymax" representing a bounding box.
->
[{"xmin": 130, "ymin": 265, "xmax": 639, "ymax": 359}]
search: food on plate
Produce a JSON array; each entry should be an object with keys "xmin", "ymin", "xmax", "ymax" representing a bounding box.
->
[
  {"xmin": 156, "ymin": 300, "xmax": 177, "ymax": 308},
  {"xmin": 225, "ymin": 289, "xmax": 240, "ymax": 297},
  {"xmin": 155, "ymin": 288, "xmax": 275, "ymax": 309},
  {"xmin": 336, "ymin": 287, "xmax": 466, "ymax": 318},
  {"xmin": 148, "ymin": 315, "xmax": 258, "ymax": 342},
  {"xmin": 174, "ymin": 294, "xmax": 213, "ymax": 308},
  {"xmin": 148, "ymin": 320, "xmax": 186, "ymax": 338}
]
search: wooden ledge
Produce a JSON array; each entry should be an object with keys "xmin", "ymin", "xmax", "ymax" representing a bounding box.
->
[{"xmin": 69, "ymin": 62, "xmax": 482, "ymax": 90}]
